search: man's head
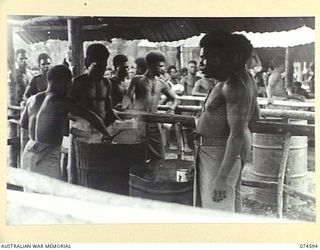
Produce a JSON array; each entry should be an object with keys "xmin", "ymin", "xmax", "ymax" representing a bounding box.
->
[
  {"xmin": 47, "ymin": 65, "xmax": 72, "ymax": 96},
  {"xmin": 199, "ymin": 30, "xmax": 253, "ymax": 80},
  {"xmin": 113, "ymin": 54, "xmax": 129, "ymax": 79},
  {"xmin": 179, "ymin": 67, "xmax": 188, "ymax": 78},
  {"xmin": 85, "ymin": 43, "xmax": 110, "ymax": 79},
  {"xmin": 167, "ymin": 65, "xmax": 178, "ymax": 79},
  {"xmin": 188, "ymin": 60, "xmax": 197, "ymax": 75},
  {"xmin": 128, "ymin": 66, "xmax": 136, "ymax": 80},
  {"xmin": 293, "ymin": 81, "xmax": 302, "ymax": 88},
  {"xmin": 104, "ymin": 67, "xmax": 113, "ymax": 79},
  {"xmin": 271, "ymin": 56, "xmax": 285, "ymax": 73},
  {"xmin": 38, "ymin": 53, "xmax": 52, "ymax": 76},
  {"xmin": 135, "ymin": 57, "xmax": 147, "ymax": 75},
  {"xmin": 15, "ymin": 49, "xmax": 28, "ymax": 71},
  {"xmin": 145, "ymin": 51, "xmax": 166, "ymax": 77}
]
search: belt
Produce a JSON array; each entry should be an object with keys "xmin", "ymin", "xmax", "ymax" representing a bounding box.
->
[{"xmin": 197, "ymin": 136, "xmax": 228, "ymax": 146}]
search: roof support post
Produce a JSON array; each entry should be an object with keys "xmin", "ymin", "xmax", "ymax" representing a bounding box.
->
[
  {"xmin": 67, "ymin": 19, "xmax": 84, "ymax": 76},
  {"xmin": 285, "ymin": 47, "xmax": 293, "ymax": 89}
]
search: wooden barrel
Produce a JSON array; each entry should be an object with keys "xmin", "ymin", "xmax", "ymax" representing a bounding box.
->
[
  {"xmin": 74, "ymin": 138, "xmax": 145, "ymax": 195},
  {"xmin": 129, "ymin": 159, "xmax": 194, "ymax": 205},
  {"xmin": 252, "ymin": 122, "xmax": 308, "ymax": 206}
]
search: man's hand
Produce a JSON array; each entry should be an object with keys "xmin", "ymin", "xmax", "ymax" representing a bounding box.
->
[
  {"xmin": 102, "ymin": 126, "xmax": 112, "ymax": 143},
  {"xmin": 211, "ymin": 177, "xmax": 228, "ymax": 202},
  {"xmin": 166, "ymin": 106, "xmax": 176, "ymax": 114},
  {"xmin": 114, "ymin": 103, "xmax": 124, "ymax": 111}
]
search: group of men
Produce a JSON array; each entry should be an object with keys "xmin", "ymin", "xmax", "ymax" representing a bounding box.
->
[{"xmin": 17, "ymin": 30, "xmax": 260, "ymax": 213}]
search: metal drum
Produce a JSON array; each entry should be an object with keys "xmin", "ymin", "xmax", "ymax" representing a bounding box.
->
[
  {"xmin": 252, "ymin": 120, "xmax": 308, "ymax": 206},
  {"xmin": 74, "ymin": 138, "xmax": 145, "ymax": 195},
  {"xmin": 129, "ymin": 159, "xmax": 194, "ymax": 205}
]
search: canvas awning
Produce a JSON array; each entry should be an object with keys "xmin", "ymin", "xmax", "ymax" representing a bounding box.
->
[{"xmin": 8, "ymin": 16, "xmax": 315, "ymax": 44}]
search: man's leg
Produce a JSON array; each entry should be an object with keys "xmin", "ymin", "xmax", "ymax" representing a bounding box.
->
[{"xmin": 198, "ymin": 145, "xmax": 241, "ymax": 212}]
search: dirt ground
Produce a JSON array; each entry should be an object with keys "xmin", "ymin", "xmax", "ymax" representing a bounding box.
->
[{"xmin": 165, "ymin": 145, "xmax": 316, "ymax": 222}]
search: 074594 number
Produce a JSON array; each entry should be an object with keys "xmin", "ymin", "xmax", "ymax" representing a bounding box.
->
[{"xmin": 300, "ymin": 244, "xmax": 318, "ymax": 248}]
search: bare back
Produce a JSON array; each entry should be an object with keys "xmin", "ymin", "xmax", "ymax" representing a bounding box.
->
[
  {"xmin": 266, "ymin": 71, "xmax": 286, "ymax": 99},
  {"xmin": 19, "ymin": 92, "xmax": 46, "ymax": 140},
  {"xmin": 36, "ymin": 94, "xmax": 69, "ymax": 145}
]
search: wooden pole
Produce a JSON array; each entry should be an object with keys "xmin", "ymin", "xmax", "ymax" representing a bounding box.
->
[
  {"xmin": 283, "ymin": 184, "xmax": 316, "ymax": 204},
  {"xmin": 67, "ymin": 19, "xmax": 84, "ymax": 77},
  {"xmin": 250, "ymin": 121, "xmax": 314, "ymax": 137},
  {"xmin": 285, "ymin": 47, "xmax": 294, "ymax": 89},
  {"xmin": 158, "ymin": 105, "xmax": 315, "ymax": 121},
  {"xmin": 277, "ymin": 132, "xmax": 291, "ymax": 218},
  {"xmin": 116, "ymin": 110, "xmax": 196, "ymax": 128},
  {"xmin": 7, "ymin": 167, "xmax": 291, "ymax": 224},
  {"xmin": 176, "ymin": 46, "xmax": 181, "ymax": 69},
  {"xmin": 20, "ymin": 101, "xmax": 29, "ymax": 163},
  {"xmin": 296, "ymin": 62, "xmax": 303, "ymax": 82},
  {"xmin": 8, "ymin": 24, "xmax": 18, "ymax": 168}
]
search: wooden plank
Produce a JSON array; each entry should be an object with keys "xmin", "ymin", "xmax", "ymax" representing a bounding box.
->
[
  {"xmin": 117, "ymin": 110, "xmax": 196, "ymax": 128},
  {"xmin": 277, "ymin": 132, "xmax": 291, "ymax": 219},
  {"xmin": 250, "ymin": 121, "xmax": 314, "ymax": 137},
  {"xmin": 176, "ymin": 95, "xmax": 314, "ymax": 107},
  {"xmin": 6, "ymin": 167, "xmax": 289, "ymax": 223},
  {"xmin": 260, "ymin": 109, "xmax": 314, "ymax": 121},
  {"xmin": 283, "ymin": 184, "xmax": 316, "ymax": 204},
  {"xmin": 8, "ymin": 104, "xmax": 24, "ymax": 111},
  {"xmin": 8, "ymin": 119, "xmax": 20, "ymax": 125},
  {"xmin": 257, "ymin": 97, "xmax": 315, "ymax": 108},
  {"xmin": 175, "ymin": 95, "xmax": 315, "ymax": 108},
  {"xmin": 7, "ymin": 137, "xmax": 20, "ymax": 146},
  {"xmin": 241, "ymin": 179, "xmax": 277, "ymax": 189},
  {"xmin": 7, "ymin": 115, "xmax": 20, "ymax": 120},
  {"xmin": 158, "ymin": 105, "xmax": 201, "ymax": 112},
  {"xmin": 158, "ymin": 105, "xmax": 314, "ymax": 121}
]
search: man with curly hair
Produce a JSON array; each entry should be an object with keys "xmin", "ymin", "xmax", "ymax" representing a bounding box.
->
[{"xmin": 194, "ymin": 30, "xmax": 260, "ymax": 212}]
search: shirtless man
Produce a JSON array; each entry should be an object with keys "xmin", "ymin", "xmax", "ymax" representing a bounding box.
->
[
  {"xmin": 70, "ymin": 43, "xmax": 116, "ymax": 126},
  {"xmin": 180, "ymin": 60, "xmax": 201, "ymax": 95},
  {"xmin": 194, "ymin": 31, "xmax": 260, "ymax": 212},
  {"xmin": 13, "ymin": 49, "xmax": 32, "ymax": 104},
  {"xmin": 123, "ymin": 51, "xmax": 178, "ymax": 161},
  {"xmin": 23, "ymin": 53, "xmax": 52, "ymax": 100},
  {"xmin": 192, "ymin": 77, "xmax": 214, "ymax": 96},
  {"xmin": 134, "ymin": 57, "xmax": 147, "ymax": 75},
  {"xmin": 110, "ymin": 54, "xmax": 129, "ymax": 109},
  {"xmin": 166, "ymin": 65, "xmax": 184, "ymax": 96},
  {"xmin": 20, "ymin": 65, "xmax": 109, "ymax": 181},
  {"xmin": 266, "ymin": 56, "xmax": 305, "ymax": 102}
]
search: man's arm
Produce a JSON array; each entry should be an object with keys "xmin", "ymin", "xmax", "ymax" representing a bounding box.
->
[
  {"xmin": 211, "ymin": 82, "xmax": 249, "ymax": 201},
  {"xmin": 69, "ymin": 78, "xmax": 81, "ymax": 102},
  {"xmin": 192, "ymin": 79, "xmax": 207, "ymax": 96},
  {"xmin": 266, "ymin": 73, "xmax": 277, "ymax": 101},
  {"xmin": 23, "ymin": 76, "xmax": 37, "ymax": 100},
  {"xmin": 122, "ymin": 76, "xmax": 138, "ymax": 109},
  {"xmin": 104, "ymin": 79, "xmax": 117, "ymax": 126},
  {"xmin": 19, "ymin": 101, "xmax": 29, "ymax": 129},
  {"xmin": 161, "ymin": 81, "xmax": 178, "ymax": 111},
  {"xmin": 286, "ymin": 87, "xmax": 306, "ymax": 101},
  {"xmin": 67, "ymin": 98, "xmax": 109, "ymax": 136}
]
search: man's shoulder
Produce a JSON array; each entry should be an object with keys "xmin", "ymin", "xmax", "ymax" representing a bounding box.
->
[
  {"xmin": 72, "ymin": 74, "xmax": 88, "ymax": 82},
  {"xmin": 30, "ymin": 73, "xmax": 44, "ymax": 81},
  {"xmin": 132, "ymin": 74, "xmax": 146, "ymax": 84}
]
